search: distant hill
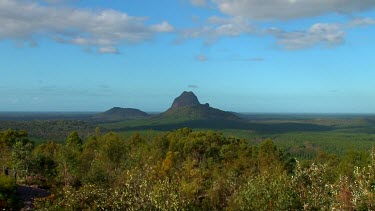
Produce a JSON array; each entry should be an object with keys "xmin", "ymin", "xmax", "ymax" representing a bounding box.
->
[
  {"xmin": 93, "ymin": 107, "xmax": 150, "ymax": 122},
  {"xmin": 157, "ymin": 91, "xmax": 240, "ymax": 121}
]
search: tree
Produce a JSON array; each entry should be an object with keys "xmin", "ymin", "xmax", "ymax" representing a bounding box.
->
[
  {"xmin": 0, "ymin": 129, "xmax": 31, "ymax": 173},
  {"xmin": 0, "ymin": 129, "xmax": 29, "ymax": 147},
  {"xmin": 102, "ymin": 132, "xmax": 127, "ymax": 171},
  {"xmin": 257, "ymin": 139, "xmax": 284, "ymax": 175},
  {"xmin": 0, "ymin": 139, "xmax": 11, "ymax": 174},
  {"xmin": 58, "ymin": 131, "xmax": 83, "ymax": 187},
  {"xmin": 32, "ymin": 141, "xmax": 61, "ymax": 187},
  {"xmin": 66, "ymin": 131, "xmax": 83, "ymax": 149},
  {"xmin": 11, "ymin": 141, "xmax": 34, "ymax": 182}
]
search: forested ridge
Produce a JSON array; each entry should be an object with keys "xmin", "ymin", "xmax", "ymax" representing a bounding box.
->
[
  {"xmin": 0, "ymin": 120, "xmax": 95, "ymax": 142},
  {"xmin": 1, "ymin": 128, "xmax": 375, "ymax": 210}
]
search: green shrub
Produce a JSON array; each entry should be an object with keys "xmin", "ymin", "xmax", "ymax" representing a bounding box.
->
[
  {"xmin": 0, "ymin": 175, "xmax": 18, "ymax": 209},
  {"xmin": 229, "ymin": 173, "xmax": 302, "ymax": 211}
]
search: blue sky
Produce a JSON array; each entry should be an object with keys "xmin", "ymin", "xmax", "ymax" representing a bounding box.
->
[{"xmin": 0, "ymin": 0, "xmax": 374, "ymax": 113}]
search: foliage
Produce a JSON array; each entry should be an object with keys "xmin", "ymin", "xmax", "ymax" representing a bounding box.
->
[
  {"xmin": 57, "ymin": 132, "xmax": 83, "ymax": 187},
  {"xmin": 292, "ymin": 161, "xmax": 334, "ymax": 210},
  {"xmin": 66, "ymin": 131, "xmax": 83, "ymax": 149},
  {"xmin": 2, "ymin": 126, "xmax": 375, "ymax": 210},
  {"xmin": 332, "ymin": 149, "xmax": 375, "ymax": 210},
  {"xmin": 32, "ymin": 141, "xmax": 61, "ymax": 188},
  {"xmin": 0, "ymin": 175, "xmax": 18, "ymax": 209},
  {"xmin": 12, "ymin": 140, "xmax": 34, "ymax": 181},
  {"xmin": 0, "ymin": 120, "xmax": 94, "ymax": 142},
  {"xmin": 229, "ymin": 173, "xmax": 301, "ymax": 211}
]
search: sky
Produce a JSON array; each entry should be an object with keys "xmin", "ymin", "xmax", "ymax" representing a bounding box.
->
[{"xmin": 0, "ymin": 0, "xmax": 375, "ymax": 113}]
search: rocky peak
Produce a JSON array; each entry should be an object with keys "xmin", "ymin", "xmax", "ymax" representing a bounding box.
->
[{"xmin": 171, "ymin": 91, "xmax": 201, "ymax": 108}]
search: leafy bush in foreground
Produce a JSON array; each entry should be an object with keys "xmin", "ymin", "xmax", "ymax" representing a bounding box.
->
[{"xmin": 0, "ymin": 175, "xmax": 18, "ymax": 209}]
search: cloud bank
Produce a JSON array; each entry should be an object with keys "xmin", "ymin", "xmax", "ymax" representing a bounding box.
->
[
  {"xmin": 267, "ymin": 18, "xmax": 375, "ymax": 49},
  {"xmin": 0, "ymin": 0, "xmax": 374, "ymax": 53},
  {"xmin": 178, "ymin": 17, "xmax": 256, "ymax": 44},
  {"xmin": 212, "ymin": 0, "xmax": 375, "ymax": 20},
  {"xmin": 185, "ymin": 0, "xmax": 375, "ymax": 50},
  {"xmin": 0, "ymin": 0, "xmax": 174, "ymax": 54}
]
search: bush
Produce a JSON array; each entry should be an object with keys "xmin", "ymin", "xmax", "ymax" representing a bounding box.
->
[
  {"xmin": 0, "ymin": 175, "xmax": 18, "ymax": 209},
  {"xmin": 229, "ymin": 173, "xmax": 302, "ymax": 211}
]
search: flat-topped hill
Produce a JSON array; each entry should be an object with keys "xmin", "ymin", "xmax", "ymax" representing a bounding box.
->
[{"xmin": 93, "ymin": 107, "xmax": 150, "ymax": 122}]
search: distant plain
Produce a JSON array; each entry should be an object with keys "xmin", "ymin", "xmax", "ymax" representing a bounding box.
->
[{"xmin": 1, "ymin": 112, "xmax": 375, "ymax": 159}]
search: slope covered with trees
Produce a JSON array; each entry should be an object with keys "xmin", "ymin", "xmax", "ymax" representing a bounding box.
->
[{"xmin": 2, "ymin": 128, "xmax": 375, "ymax": 210}]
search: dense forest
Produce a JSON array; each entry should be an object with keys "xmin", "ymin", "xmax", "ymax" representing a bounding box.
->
[
  {"xmin": 0, "ymin": 120, "xmax": 95, "ymax": 142},
  {"xmin": 1, "ymin": 128, "xmax": 375, "ymax": 210}
]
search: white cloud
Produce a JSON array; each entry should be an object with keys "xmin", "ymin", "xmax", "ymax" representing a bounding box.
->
[
  {"xmin": 179, "ymin": 16, "xmax": 365, "ymax": 50},
  {"xmin": 267, "ymin": 18, "xmax": 375, "ymax": 50},
  {"xmin": 178, "ymin": 16, "xmax": 256, "ymax": 44},
  {"xmin": 212, "ymin": 0, "xmax": 375, "ymax": 20},
  {"xmin": 0, "ymin": 0, "xmax": 173, "ymax": 54},
  {"xmin": 268, "ymin": 23, "xmax": 345, "ymax": 50},
  {"xmin": 2, "ymin": 0, "xmax": 374, "ymax": 52},
  {"xmin": 347, "ymin": 17, "xmax": 375, "ymax": 28},
  {"xmin": 98, "ymin": 46, "xmax": 120, "ymax": 54},
  {"xmin": 151, "ymin": 21, "xmax": 174, "ymax": 32},
  {"xmin": 184, "ymin": 1, "xmax": 375, "ymax": 50}
]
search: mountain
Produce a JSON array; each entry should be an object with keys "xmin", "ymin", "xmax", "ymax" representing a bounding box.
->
[
  {"xmin": 171, "ymin": 91, "xmax": 201, "ymax": 108},
  {"xmin": 157, "ymin": 91, "xmax": 240, "ymax": 121},
  {"xmin": 93, "ymin": 107, "xmax": 150, "ymax": 122}
]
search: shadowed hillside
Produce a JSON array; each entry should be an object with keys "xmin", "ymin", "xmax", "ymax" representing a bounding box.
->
[{"xmin": 93, "ymin": 107, "xmax": 150, "ymax": 122}]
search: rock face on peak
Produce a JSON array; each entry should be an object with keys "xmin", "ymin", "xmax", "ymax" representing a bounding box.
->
[
  {"xmin": 159, "ymin": 91, "xmax": 240, "ymax": 121},
  {"xmin": 171, "ymin": 91, "xmax": 201, "ymax": 108},
  {"xmin": 93, "ymin": 107, "xmax": 150, "ymax": 122}
]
